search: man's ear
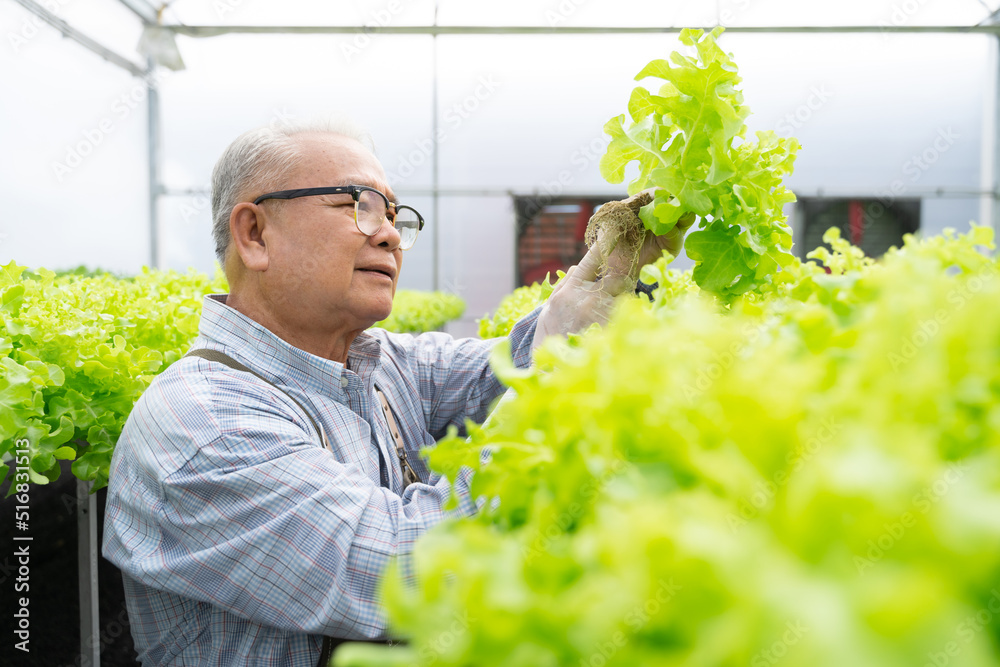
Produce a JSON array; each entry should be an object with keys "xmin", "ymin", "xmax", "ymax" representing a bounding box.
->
[{"xmin": 230, "ymin": 202, "xmax": 269, "ymax": 272}]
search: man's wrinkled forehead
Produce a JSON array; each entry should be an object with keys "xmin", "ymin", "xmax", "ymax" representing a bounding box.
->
[{"xmin": 288, "ymin": 133, "xmax": 395, "ymax": 202}]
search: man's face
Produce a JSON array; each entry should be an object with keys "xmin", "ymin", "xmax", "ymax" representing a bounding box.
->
[{"xmin": 256, "ymin": 133, "xmax": 403, "ymax": 333}]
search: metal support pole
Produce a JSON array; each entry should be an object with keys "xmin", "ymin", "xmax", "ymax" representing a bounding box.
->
[
  {"xmin": 12, "ymin": 0, "xmax": 145, "ymax": 75},
  {"xmin": 76, "ymin": 478, "xmax": 100, "ymax": 667},
  {"xmin": 147, "ymin": 57, "xmax": 161, "ymax": 269},
  {"xmin": 431, "ymin": 32, "xmax": 440, "ymax": 292},
  {"xmin": 993, "ymin": 35, "xmax": 1000, "ymax": 237},
  {"xmin": 116, "ymin": 0, "xmax": 159, "ymax": 24}
]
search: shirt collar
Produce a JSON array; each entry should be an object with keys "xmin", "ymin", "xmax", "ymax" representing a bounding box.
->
[{"xmin": 197, "ymin": 294, "xmax": 382, "ymax": 398}]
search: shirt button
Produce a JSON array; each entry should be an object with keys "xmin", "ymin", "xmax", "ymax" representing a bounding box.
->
[{"xmin": 340, "ymin": 376, "xmax": 349, "ymax": 388}]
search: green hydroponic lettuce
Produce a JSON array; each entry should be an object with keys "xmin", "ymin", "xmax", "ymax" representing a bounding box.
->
[{"xmin": 600, "ymin": 27, "xmax": 799, "ymax": 297}]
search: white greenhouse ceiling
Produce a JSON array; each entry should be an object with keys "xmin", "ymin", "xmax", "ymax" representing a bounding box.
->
[{"xmin": 14, "ymin": 0, "xmax": 1000, "ymax": 81}]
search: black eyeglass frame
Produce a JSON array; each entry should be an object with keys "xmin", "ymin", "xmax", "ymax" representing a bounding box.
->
[{"xmin": 252, "ymin": 185, "xmax": 425, "ymax": 248}]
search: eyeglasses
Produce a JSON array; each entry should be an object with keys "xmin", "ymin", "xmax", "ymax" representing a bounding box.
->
[{"xmin": 252, "ymin": 185, "xmax": 425, "ymax": 250}]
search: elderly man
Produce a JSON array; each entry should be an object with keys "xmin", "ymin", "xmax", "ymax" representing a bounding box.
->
[{"xmin": 103, "ymin": 120, "xmax": 684, "ymax": 666}]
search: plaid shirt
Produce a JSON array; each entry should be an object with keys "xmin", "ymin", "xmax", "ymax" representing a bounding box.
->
[{"xmin": 103, "ymin": 295, "xmax": 539, "ymax": 666}]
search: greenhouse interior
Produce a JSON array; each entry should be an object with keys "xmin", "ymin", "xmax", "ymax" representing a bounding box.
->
[{"xmin": 3, "ymin": 1, "xmax": 1000, "ymax": 665}]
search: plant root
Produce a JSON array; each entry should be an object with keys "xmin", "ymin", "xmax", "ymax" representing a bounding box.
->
[{"xmin": 584, "ymin": 190, "xmax": 653, "ymax": 282}]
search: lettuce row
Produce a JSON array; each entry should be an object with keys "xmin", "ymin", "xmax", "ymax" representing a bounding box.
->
[
  {"xmin": 0, "ymin": 264, "xmax": 465, "ymax": 492},
  {"xmin": 375, "ymin": 290, "xmax": 466, "ymax": 334},
  {"xmin": 365, "ymin": 224, "xmax": 1000, "ymax": 667},
  {"xmin": 477, "ymin": 275, "xmax": 558, "ymax": 339}
]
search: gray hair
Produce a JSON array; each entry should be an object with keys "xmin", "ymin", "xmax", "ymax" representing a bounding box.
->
[{"xmin": 210, "ymin": 117, "xmax": 375, "ymax": 265}]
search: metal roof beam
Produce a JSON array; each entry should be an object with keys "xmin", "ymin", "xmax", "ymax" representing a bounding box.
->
[
  {"xmin": 117, "ymin": 0, "xmax": 160, "ymax": 25},
  {"xmin": 12, "ymin": 0, "xmax": 146, "ymax": 76},
  {"xmin": 166, "ymin": 24, "xmax": 1000, "ymax": 37}
]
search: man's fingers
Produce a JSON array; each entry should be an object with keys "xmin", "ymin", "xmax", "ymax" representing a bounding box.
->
[
  {"xmin": 582, "ymin": 196, "xmax": 697, "ymax": 283},
  {"xmin": 574, "ymin": 247, "xmax": 603, "ymax": 283},
  {"xmin": 676, "ymin": 211, "xmax": 697, "ymax": 231},
  {"xmin": 647, "ymin": 212, "xmax": 696, "ymax": 262},
  {"xmin": 662, "ymin": 228, "xmax": 686, "ymax": 258},
  {"xmin": 596, "ymin": 273, "xmax": 633, "ymax": 297}
]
